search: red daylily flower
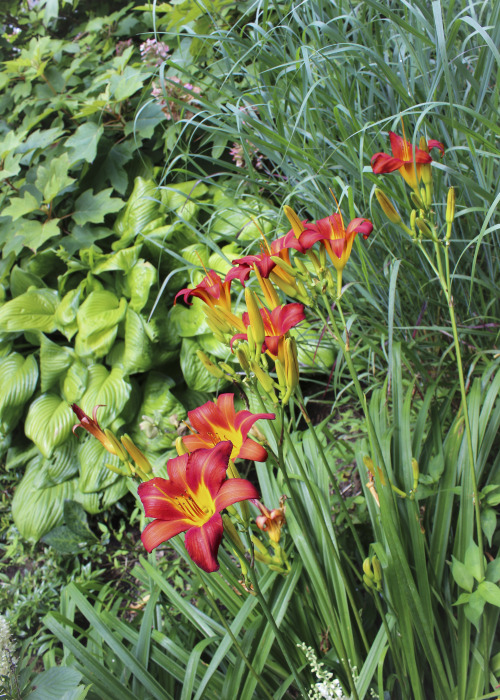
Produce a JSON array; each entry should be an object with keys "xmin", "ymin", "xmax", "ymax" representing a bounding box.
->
[
  {"xmin": 174, "ymin": 270, "xmax": 232, "ymax": 312},
  {"xmin": 71, "ymin": 404, "xmax": 123, "ymax": 457},
  {"xmin": 138, "ymin": 441, "xmax": 259, "ymax": 572},
  {"xmin": 226, "ymin": 235, "xmax": 303, "ymax": 286},
  {"xmin": 182, "ymin": 393, "xmax": 275, "ymax": 462},
  {"xmin": 295, "ymin": 214, "xmax": 373, "ymax": 273},
  {"xmin": 371, "ymin": 131, "xmax": 445, "ymax": 189},
  {"xmin": 231, "ymin": 303, "xmax": 305, "ymax": 360}
]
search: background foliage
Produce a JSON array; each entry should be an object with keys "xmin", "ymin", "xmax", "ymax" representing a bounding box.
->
[{"xmin": 0, "ymin": 0, "xmax": 498, "ymax": 698}]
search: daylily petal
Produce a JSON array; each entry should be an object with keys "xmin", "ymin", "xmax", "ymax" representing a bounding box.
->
[
  {"xmin": 166, "ymin": 453, "xmax": 190, "ymax": 489},
  {"xmin": 215, "ymin": 394, "xmax": 237, "ymax": 427},
  {"xmin": 346, "ymin": 217, "xmax": 373, "ymax": 239},
  {"xmin": 186, "ymin": 441, "xmax": 232, "ymax": 498},
  {"xmin": 371, "ymin": 152, "xmax": 403, "ymax": 174},
  {"xmin": 138, "ymin": 477, "xmax": 186, "ymax": 519},
  {"xmin": 214, "ymin": 478, "xmax": 260, "ymax": 512},
  {"xmin": 428, "ymin": 139, "xmax": 445, "ymax": 157},
  {"xmin": 238, "ymin": 438, "xmax": 269, "ymax": 462},
  {"xmin": 233, "ymin": 410, "xmax": 275, "ymax": 438},
  {"xmin": 389, "ymin": 131, "xmax": 406, "ymax": 160},
  {"xmin": 141, "ymin": 518, "xmax": 192, "ymax": 552},
  {"xmin": 184, "ymin": 513, "xmax": 224, "ymax": 572}
]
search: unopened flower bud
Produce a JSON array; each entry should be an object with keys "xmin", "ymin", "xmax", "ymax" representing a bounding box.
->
[
  {"xmin": 245, "ymin": 288, "xmax": 265, "ymax": 350},
  {"xmin": 410, "ymin": 191, "xmax": 424, "ymax": 209},
  {"xmin": 375, "ymin": 188, "xmax": 402, "ymax": 224},
  {"xmin": 196, "ymin": 350, "xmax": 225, "ymax": 378},
  {"xmin": 415, "ymin": 217, "xmax": 433, "ymax": 239},
  {"xmin": 175, "ymin": 436, "xmax": 189, "ymax": 456},
  {"xmin": 236, "ymin": 347, "xmax": 250, "ymax": 373},
  {"xmin": 446, "ymin": 187, "xmax": 455, "ymax": 222},
  {"xmin": 121, "ymin": 434, "xmax": 152, "ymax": 474}
]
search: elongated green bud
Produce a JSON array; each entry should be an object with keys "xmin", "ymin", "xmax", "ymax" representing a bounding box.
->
[
  {"xmin": 245, "ymin": 288, "xmax": 265, "ymax": 348},
  {"xmin": 250, "ymin": 360, "xmax": 276, "ymax": 394},
  {"xmin": 375, "ymin": 188, "xmax": 401, "ymax": 224},
  {"xmin": 270, "ymin": 255, "xmax": 297, "ymax": 277},
  {"xmin": 196, "ymin": 350, "xmax": 225, "ymax": 378},
  {"xmin": 415, "ymin": 217, "xmax": 433, "ymax": 239},
  {"xmin": 236, "ymin": 347, "xmax": 250, "ymax": 373},
  {"xmin": 121, "ymin": 434, "xmax": 152, "ymax": 474},
  {"xmin": 363, "ymin": 557, "xmax": 374, "ymax": 579},
  {"xmin": 412, "ymin": 458, "xmax": 419, "ymax": 492},
  {"xmin": 445, "ymin": 187, "xmax": 455, "ymax": 242},
  {"xmin": 410, "ymin": 191, "xmax": 424, "ymax": 210},
  {"xmin": 274, "ymin": 358, "xmax": 286, "ymax": 391}
]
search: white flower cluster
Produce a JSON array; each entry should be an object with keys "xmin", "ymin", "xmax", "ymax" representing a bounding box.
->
[
  {"xmin": 297, "ymin": 643, "xmax": 349, "ymax": 700},
  {"xmin": 0, "ymin": 616, "xmax": 16, "ymax": 678}
]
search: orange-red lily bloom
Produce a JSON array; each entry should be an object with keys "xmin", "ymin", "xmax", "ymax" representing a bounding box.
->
[
  {"xmin": 231, "ymin": 303, "xmax": 305, "ymax": 360},
  {"xmin": 255, "ymin": 500, "xmax": 286, "ymax": 543},
  {"xmin": 226, "ymin": 235, "xmax": 303, "ymax": 285},
  {"xmin": 138, "ymin": 441, "xmax": 259, "ymax": 572},
  {"xmin": 371, "ymin": 131, "xmax": 445, "ymax": 189},
  {"xmin": 71, "ymin": 404, "xmax": 123, "ymax": 457},
  {"xmin": 289, "ymin": 214, "xmax": 373, "ymax": 273},
  {"xmin": 174, "ymin": 270, "xmax": 232, "ymax": 313},
  {"xmin": 182, "ymin": 393, "xmax": 275, "ymax": 462}
]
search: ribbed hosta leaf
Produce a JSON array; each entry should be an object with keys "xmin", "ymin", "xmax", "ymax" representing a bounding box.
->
[
  {"xmin": 25, "ymin": 394, "xmax": 74, "ymax": 458},
  {"xmin": 100, "ymin": 476, "xmax": 129, "ymax": 508},
  {"xmin": 0, "ymin": 353, "xmax": 39, "ymax": 433},
  {"xmin": 92, "ymin": 245, "xmax": 140, "ymax": 274},
  {"xmin": 77, "ymin": 436, "xmax": 120, "ymax": 493},
  {"xmin": 62, "ymin": 361, "xmax": 89, "ymax": 404},
  {"xmin": 79, "ymin": 365, "xmax": 131, "ymax": 427},
  {"xmin": 33, "ymin": 441, "xmax": 79, "ymax": 488},
  {"xmin": 12, "ymin": 459, "xmax": 78, "ymax": 541},
  {"xmin": 54, "ymin": 288, "xmax": 81, "ymax": 340},
  {"xmin": 40, "ymin": 334, "xmax": 74, "ymax": 392},
  {"xmin": 126, "ymin": 259, "xmax": 157, "ymax": 312},
  {"xmin": 119, "ymin": 308, "xmax": 154, "ymax": 374},
  {"xmin": 169, "ymin": 301, "xmax": 209, "ymax": 338},
  {"xmin": 113, "ymin": 177, "xmax": 159, "ymax": 251},
  {"xmin": 0, "ymin": 288, "xmax": 59, "ymax": 332},
  {"xmin": 180, "ymin": 338, "xmax": 228, "ymax": 392},
  {"xmin": 75, "ymin": 291, "xmax": 127, "ymax": 359}
]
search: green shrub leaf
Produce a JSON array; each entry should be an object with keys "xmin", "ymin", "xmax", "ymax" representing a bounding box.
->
[{"xmin": 73, "ymin": 188, "xmax": 124, "ymax": 226}]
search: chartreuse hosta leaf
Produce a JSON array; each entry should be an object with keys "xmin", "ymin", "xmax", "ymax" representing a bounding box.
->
[
  {"xmin": 113, "ymin": 177, "xmax": 160, "ymax": 251},
  {"xmin": 91, "ymin": 246, "xmax": 141, "ymax": 275},
  {"xmin": 40, "ymin": 334, "xmax": 74, "ymax": 392},
  {"xmin": 78, "ymin": 365, "xmax": 131, "ymax": 427},
  {"xmin": 25, "ymin": 393, "xmax": 75, "ymax": 458},
  {"xmin": 32, "ymin": 440, "xmax": 79, "ymax": 489},
  {"xmin": 77, "ymin": 436, "xmax": 122, "ymax": 494},
  {"xmin": 62, "ymin": 361, "xmax": 89, "ymax": 404},
  {"xmin": 169, "ymin": 300, "xmax": 210, "ymax": 339},
  {"xmin": 0, "ymin": 352, "xmax": 38, "ymax": 434},
  {"xmin": 125, "ymin": 259, "xmax": 157, "ymax": 312},
  {"xmin": 75, "ymin": 291, "xmax": 127, "ymax": 359},
  {"xmin": 180, "ymin": 338, "xmax": 229, "ymax": 392},
  {"xmin": 54, "ymin": 288, "xmax": 82, "ymax": 340},
  {"xmin": 108, "ymin": 308, "xmax": 154, "ymax": 374},
  {"xmin": 12, "ymin": 457, "xmax": 79, "ymax": 541},
  {"xmin": 160, "ymin": 180, "xmax": 208, "ymax": 222},
  {"xmin": 0, "ymin": 288, "xmax": 59, "ymax": 332}
]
